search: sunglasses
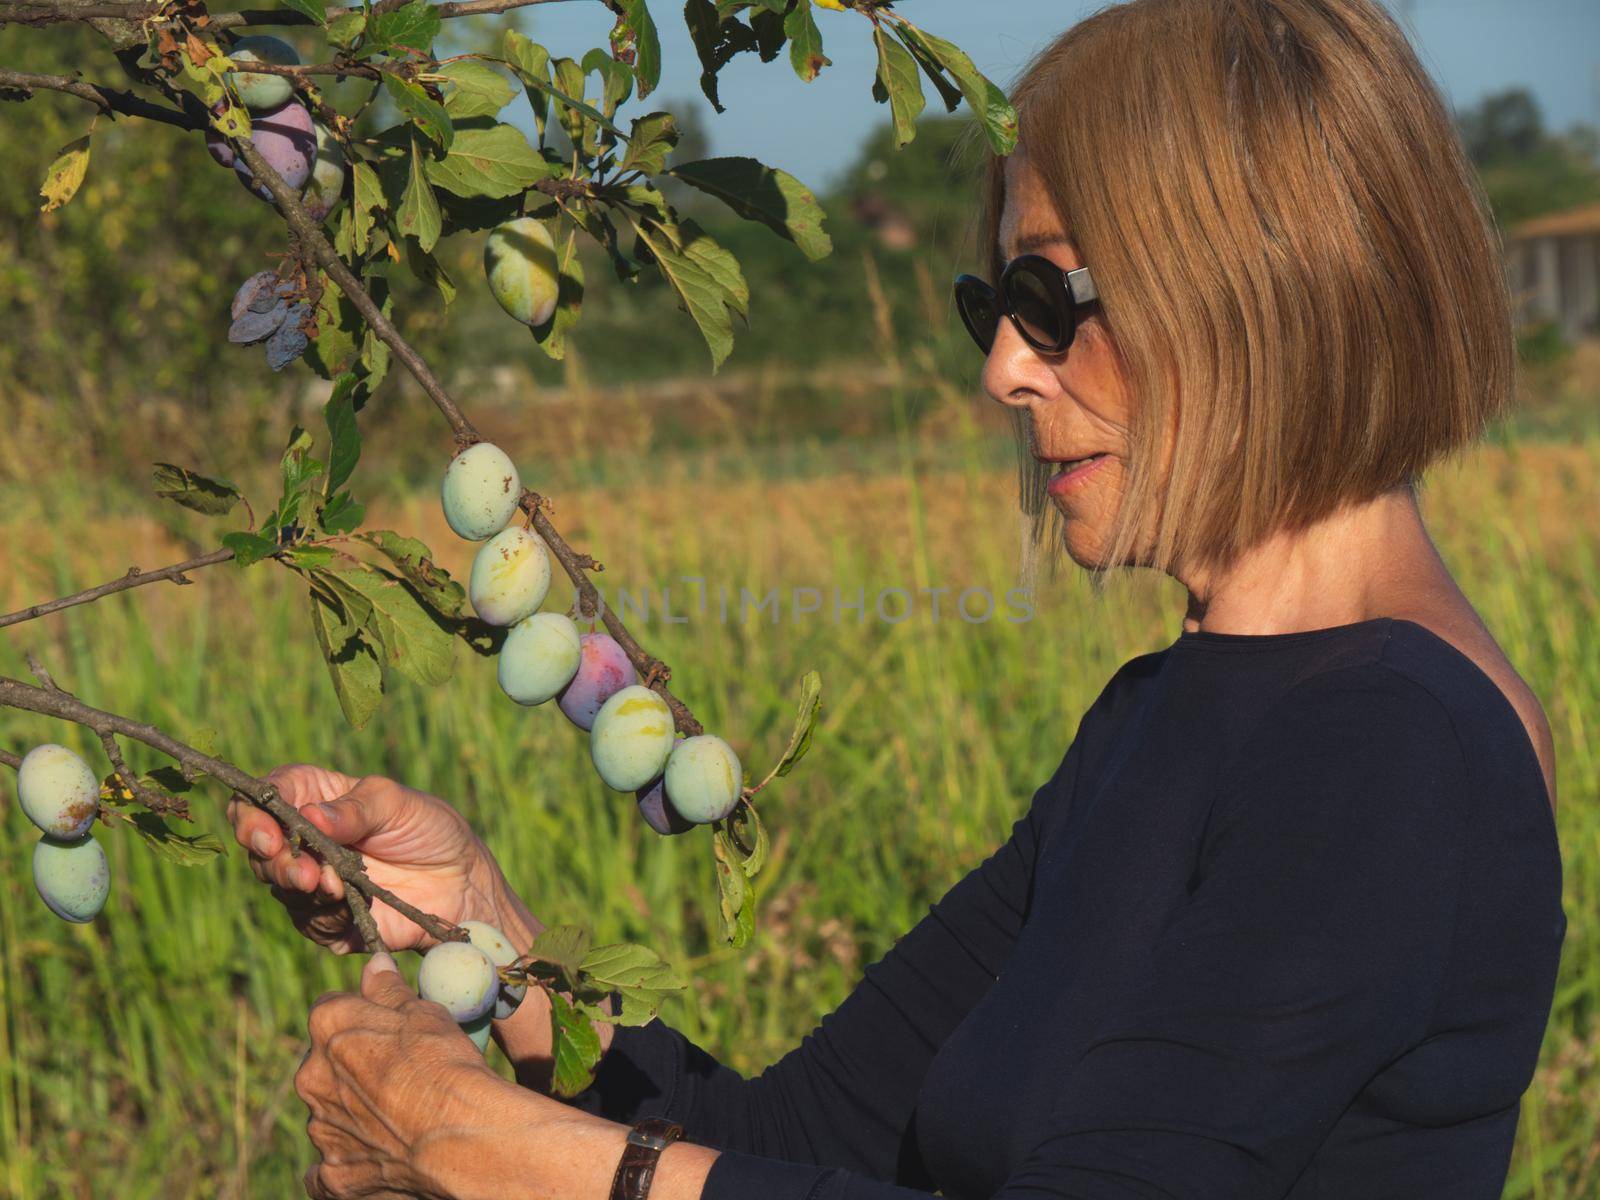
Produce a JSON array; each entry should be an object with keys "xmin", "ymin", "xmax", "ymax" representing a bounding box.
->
[{"xmin": 953, "ymin": 255, "xmax": 1100, "ymax": 356}]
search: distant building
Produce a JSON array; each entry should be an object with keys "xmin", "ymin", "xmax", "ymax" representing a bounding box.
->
[{"xmin": 1505, "ymin": 201, "xmax": 1600, "ymax": 342}]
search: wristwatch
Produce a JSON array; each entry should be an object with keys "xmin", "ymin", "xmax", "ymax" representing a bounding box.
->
[{"xmin": 609, "ymin": 1115, "xmax": 685, "ymax": 1200}]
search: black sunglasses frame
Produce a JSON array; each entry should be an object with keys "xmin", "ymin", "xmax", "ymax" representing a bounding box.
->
[{"xmin": 952, "ymin": 255, "xmax": 1100, "ymax": 356}]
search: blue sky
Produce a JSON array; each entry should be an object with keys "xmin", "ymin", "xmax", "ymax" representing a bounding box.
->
[{"xmin": 514, "ymin": 0, "xmax": 1600, "ymax": 196}]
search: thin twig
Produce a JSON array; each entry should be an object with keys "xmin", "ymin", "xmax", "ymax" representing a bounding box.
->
[
  {"xmin": 0, "ymin": 549, "xmax": 234, "ymax": 629},
  {"xmin": 0, "ymin": 69, "xmax": 201, "ymax": 128},
  {"xmin": 0, "ymin": 748, "xmax": 21, "ymax": 770},
  {"xmin": 345, "ymin": 888, "xmax": 386, "ymax": 954},
  {"xmin": 98, "ymin": 729, "xmax": 191, "ymax": 819},
  {"xmin": 0, "ymin": 0, "xmax": 575, "ymax": 27},
  {"xmin": 0, "ymin": 673, "xmax": 467, "ymax": 947}
]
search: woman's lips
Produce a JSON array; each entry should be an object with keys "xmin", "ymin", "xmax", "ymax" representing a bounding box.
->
[{"xmin": 1046, "ymin": 452, "xmax": 1110, "ymax": 498}]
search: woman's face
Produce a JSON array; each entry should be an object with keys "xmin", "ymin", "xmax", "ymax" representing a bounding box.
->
[{"xmin": 984, "ymin": 148, "xmax": 1139, "ymax": 569}]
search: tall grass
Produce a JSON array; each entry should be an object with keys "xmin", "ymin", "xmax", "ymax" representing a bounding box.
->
[{"xmin": 2, "ymin": 375, "xmax": 1598, "ymax": 1197}]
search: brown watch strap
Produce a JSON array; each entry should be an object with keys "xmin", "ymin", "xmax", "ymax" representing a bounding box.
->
[{"xmin": 610, "ymin": 1115, "xmax": 685, "ymax": 1200}]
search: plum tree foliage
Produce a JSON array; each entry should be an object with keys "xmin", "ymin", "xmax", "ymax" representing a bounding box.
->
[{"xmin": 6, "ymin": 0, "xmax": 1012, "ymax": 1098}]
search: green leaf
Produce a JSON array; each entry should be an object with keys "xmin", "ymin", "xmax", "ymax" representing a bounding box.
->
[
  {"xmin": 580, "ymin": 47, "xmax": 634, "ymax": 121},
  {"xmin": 665, "ymin": 156, "xmax": 831, "ymax": 261},
  {"xmin": 712, "ymin": 827, "xmax": 756, "ymax": 948},
  {"xmin": 531, "ymin": 924, "xmax": 592, "ymax": 977},
  {"xmin": 277, "ymin": 0, "xmax": 326, "ymax": 23},
  {"xmin": 437, "ymin": 61, "xmax": 517, "ymax": 119},
  {"xmin": 617, "ymin": 0, "xmax": 660, "ymax": 100},
  {"xmin": 351, "ymin": 161, "xmax": 384, "ymax": 253},
  {"xmin": 281, "ymin": 544, "xmax": 335, "ymax": 569},
  {"xmin": 126, "ymin": 811, "xmax": 227, "ymax": 865},
  {"xmin": 502, "ymin": 31, "xmax": 551, "ymax": 143},
  {"xmin": 774, "ymin": 669, "xmax": 822, "ymax": 777},
  {"xmin": 39, "ymin": 134, "xmax": 91, "ymax": 214},
  {"xmin": 628, "ymin": 213, "xmax": 746, "ymax": 371},
  {"xmin": 319, "ymin": 490, "xmax": 365, "ymax": 535},
  {"xmin": 871, "ymin": 26, "xmax": 924, "ymax": 149},
  {"xmin": 221, "ymin": 531, "xmax": 277, "ymax": 568},
  {"xmin": 396, "ymin": 136, "xmax": 442, "ymax": 252},
  {"xmin": 308, "ymin": 584, "xmax": 383, "ymax": 729},
  {"xmin": 277, "ymin": 425, "xmax": 324, "ymax": 528},
  {"xmin": 321, "ymin": 564, "xmax": 455, "ymax": 687},
  {"xmin": 323, "ymin": 376, "xmax": 361, "ymax": 496},
  {"xmin": 683, "ymin": 0, "xmax": 759, "ymax": 113},
  {"xmin": 382, "ymin": 74, "xmax": 453, "ymax": 150},
  {"xmin": 514, "ymin": 56, "xmax": 628, "ymax": 145},
  {"xmin": 152, "ymin": 463, "xmax": 241, "ymax": 516},
  {"xmin": 356, "ymin": 530, "xmax": 466, "ymax": 618},
  {"xmin": 783, "ymin": 0, "xmax": 830, "ymax": 83},
  {"xmin": 893, "ymin": 20, "xmax": 1017, "ymax": 154},
  {"xmin": 577, "ymin": 942, "xmax": 684, "ymax": 1026},
  {"xmin": 306, "ymin": 276, "xmax": 361, "ymax": 379},
  {"xmin": 617, "ymin": 111, "xmax": 678, "ymax": 176},
  {"xmin": 530, "ymin": 223, "xmax": 585, "ymax": 361},
  {"xmin": 325, "ymin": 8, "xmax": 366, "ymax": 45},
  {"xmin": 727, "ymin": 798, "xmax": 769, "ymax": 878},
  {"xmin": 366, "ymin": 0, "xmax": 440, "ymax": 54},
  {"xmin": 547, "ymin": 990, "xmax": 603, "ymax": 1099},
  {"xmin": 552, "ymin": 57, "xmax": 598, "ymax": 159},
  {"xmin": 422, "ymin": 122, "xmax": 553, "ymax": 199},
  {"xmin": 892, "ymin": 22, "xmax": 962, "ymax": 113}
]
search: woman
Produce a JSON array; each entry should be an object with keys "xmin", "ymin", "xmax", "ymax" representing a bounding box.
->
[{"xmin": 228, "ymin": 0, "xmax": 1567, "ymax": 1196}]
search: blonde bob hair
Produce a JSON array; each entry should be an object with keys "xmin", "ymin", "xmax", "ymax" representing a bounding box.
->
[{"xmin": 961, "ymin": 0, "xmax": 1514, "ymax": 582}]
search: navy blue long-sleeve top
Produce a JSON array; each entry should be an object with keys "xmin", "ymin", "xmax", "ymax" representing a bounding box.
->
[{"xmin": 564, "ymin": 617, "xmax": 1566, "ymax": 1199}]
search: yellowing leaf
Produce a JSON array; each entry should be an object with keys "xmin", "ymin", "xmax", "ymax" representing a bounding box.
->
[{"xmin": 39, "ymin": 135, "xmax": 91, "ymax": 214}]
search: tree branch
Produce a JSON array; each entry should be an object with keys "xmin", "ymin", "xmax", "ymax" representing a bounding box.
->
[
  {"xmin": 0, "ymin": 672, "xmax": 467, "ymax": 947},
  {"xmin": 0, "ymin": 68, "xmax": 202, "ymax": 129},
  {"xmin": 0, "ymin": 548, "xmax": 235, "ymax": 630},
  {"xmin": 0, "ymin": 748, "xmax": 21, "ymax": 771},
  {"xmin": 1, "ymin": 0, "xmax": 576, "ymax": 27}
]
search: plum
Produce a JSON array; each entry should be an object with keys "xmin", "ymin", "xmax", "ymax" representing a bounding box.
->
[
  {"xmin": 590, "ymin": 685, "xmax": 675, "ymax": 792},
  {"xmin": 441, "ymin": 442, "xmax": 522, "ymax": 541},
  {"xmin": 663, "ymin": 735, "xmax": 743, "ymax": 824},
  {"xmin": 17, "ymin": 743, "xmax": 99, "ymax": 840},
  {"xmin": 636, "ymin": 777, "xmax": 695, "ymax": 836},
  {"xmin": 460, "ymin": 919, "xmax": 526, "ymax": 1019},
  {"xmin": 33, "ymin": 834, "xmax": 110, "ymax": 924},
  {"xmin": 498, "ymin": 612, "xmax": 582, "ymax": 706},
  {"xmin": 232, "ymin": 99, "xmax": 316, "ymax": 201},
  {"xmin": 301, "ymin": 122, "xmax": 347, "ymax": 222},
  {"xmin": 205, "ymin": 125, "xmax": 237, "ymax": 169},
  {"xmin": 469, "ymin": 527, "xmax": 552, "ymax": 627},
  {"xmin": 417, "ymin": 940, "xmax": 498, "ymax": 1023},
  {"xmin": 226, "ymin": 36, "xmax": 300, "ymax": 111},
  {"xmin": 483, "ymin": 217, "xmax": 560, "ymax": 327},
  {"xmin": 557, "ymin": 633, "xmax": 639, "ymax": 732},
  {"xmin": 462, "ymin": 1012, "xmax": 493, "ymax": 1052}
]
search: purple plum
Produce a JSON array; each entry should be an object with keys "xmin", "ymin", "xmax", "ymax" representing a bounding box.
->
[
  {"xmin": 636, "ymin": 777, "xmax": 694, "ymax": 836},
  {"xmin": 231, "ymin": 99, "xmax": 315, "ymax": 201},
  {"xmin": 557, "ymin": 633, "xmax": 639, "ymax": 731}
]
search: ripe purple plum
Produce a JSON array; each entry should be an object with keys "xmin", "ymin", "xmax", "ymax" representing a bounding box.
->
[
  {"xmin": 483, "ymin": 217, "xmax": 560, "ymax": 327},
  {"xmin": 589, "ymin": 685, "xmax": 675, "ymax": 792},
  {"xmin": 417, "ymin": 940, "xmax": 498, "ymax": 1023},
  {"xmin": 33, "ymin": 833, "xmax": 110, "ymax": 924},
  {"xmin": 17, "ymin": 743, "xmax": 99, "ymax": 840},
  {"xmin": 226, "ymin": 35, "xmax": 299, "ymax": 111},
  {"xmin": 557, "ymin": 633, "xmax": 639, "ymax": 731},
  {"xmin": 636, "ymin": 777, "xmax": 694, "ymax": 836},
  {"xmin": 460, "ymin": 920, "xmax": 526, "ymax": 1019},
  {"xmin": 231, "ymin": 99, "xmax": 316, "ymax": 201},
  {"xmin": 300, "ymin": 122, "xmax": 347, "ymax": 222},
  {"xmin": 469, "ymin": 527, "xmax": 552, "ymax": 626},
  {"xmin": 441, "ymin": 442, "xmax": 522, "ymax": 541},
  {"xmin": 498, "ymin": 612, "xmax": 582, "ymax": 706},
  {"xmin": 662, "ymin": 734, "xmax": 743, "ymax": 824}
]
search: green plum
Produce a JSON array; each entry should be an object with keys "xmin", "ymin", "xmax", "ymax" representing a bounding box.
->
[
  {"xmin": 418, "ymin": 940, "xmax": 498, "ymax": 1023},
  {"xmin": 470, "ymin": 527, "xmax": 552, "ymax": 627},
  {"xmin": 498, "ymin": 612, "xmax": 582, "ymax": 706},
  {"xmin": 301, "ymin": 121, "xmax": 347, "ymax": 222},
  {"xmin": 460, "ymin": 919, "xmax": 526, "ymax": 1019},
  {"xmin": 33, "ymin": 833, "xmax": 110, "ymax": 924},
  {"xmin": 441, "ymin": 442, "xmax": 522, "ymax": 541},
  {"xmin": 462, "ymin": 1012, "xmax": 493, "ymax": 1052},
  {"xmin": 663, "ymin": 734, "xmax": 743, "ymax": 824},
  {"xmin": 590, "ymin": 685, "xmax": 675, "ymax": 792},
  {"xmin": 484, "ymin": 217, "xmax": 560, "ymax": 328},
  {"xmin": 17, "ymin": 743, "xmax": 99, "ymax": 840},
  {"xmin": 226, "ymin": 36, "xmax": 299, "ymax": 111}
]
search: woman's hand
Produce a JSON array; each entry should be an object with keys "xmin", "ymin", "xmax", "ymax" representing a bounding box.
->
[
  {"xmin": 226, "ymin": 763, "xmax": 527, "ymax": 954},
  {"xmin": 297, "ymin": 953, "xmax": 532, "ymax": 1199}
]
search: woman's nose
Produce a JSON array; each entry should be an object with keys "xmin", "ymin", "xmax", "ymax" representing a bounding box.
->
[{"xmin": 981, "ymin": 313, "xmax": 1057, "ymax": 412}]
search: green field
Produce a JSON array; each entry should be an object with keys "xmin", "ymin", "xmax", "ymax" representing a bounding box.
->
[{"xmin": 3, "ymin": 354, "xmax": 1599, "ymax": 1199}]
